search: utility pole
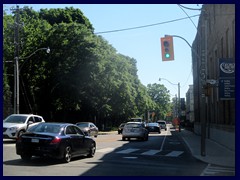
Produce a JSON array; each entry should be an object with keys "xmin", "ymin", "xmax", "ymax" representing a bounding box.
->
[
  {"xmin": 13, "ymin": 5, "xmax": 20, "ymax": 114},
  {"xmin": 200, "ymin": 11, "xmax": 208, "ymax": 157},
  {"xmin": 178, "ymin": 82, "xmax": 181, "ymax": 132}
]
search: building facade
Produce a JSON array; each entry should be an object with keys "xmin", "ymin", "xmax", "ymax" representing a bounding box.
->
[
  {"xmin": 186, "ymin": 85, "xmax": 194, "ymax": 125},
  {"xmin": 192, "ymin": 4, "xmax": 235, "ymax": 150}
]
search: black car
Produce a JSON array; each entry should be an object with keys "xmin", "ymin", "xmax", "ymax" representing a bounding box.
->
[
  {"xmin": 16, "ymin": 122, "xmax": 96, "ymax": 163},
  {"xmin": 146, "ymin": 123, "xmax": 161, "ymax": 133}
]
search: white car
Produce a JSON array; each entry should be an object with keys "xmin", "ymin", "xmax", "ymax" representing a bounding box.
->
[
  {"xmin": 3, "ymin": 114, "xmax": 45, "ymax": 139},
  {"xmin": 122, "ymin": 122, "xmax": 149, "ymax": 141}
]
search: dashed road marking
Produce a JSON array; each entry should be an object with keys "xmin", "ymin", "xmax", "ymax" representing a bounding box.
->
[
  {"xmin": 165, "ymin": 151, "xmax": 184, "ymax": 157},
  {"xmin": 116, "ymin": 148, "xmax": 140, "ymax": 154},
  {"xmin": 201, "ymin": 164, "xmax": 235, "ymax": 176},
  {"xmin": 97, "ymin": 147, "xmax": 115, "ymax": 153},
  {"xmin": 141, "ymin": 150, "xmax": 161, "ymax": 155}
]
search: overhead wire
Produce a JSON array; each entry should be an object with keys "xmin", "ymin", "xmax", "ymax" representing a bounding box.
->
[{"xmin": 95, "ymin": 14, "xmax": 200, "ymax": 35}]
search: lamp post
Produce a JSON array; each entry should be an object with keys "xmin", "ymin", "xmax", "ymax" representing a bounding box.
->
[
  {"xmin": 14, "ymin": 47, "xmax": 50, "ymax": 114},
  {"xmin": 159, "ymin": 78, "xmax": 180, "ymax": 118}
]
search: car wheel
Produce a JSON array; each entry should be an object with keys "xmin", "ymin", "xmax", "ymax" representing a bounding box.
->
[
  {"xmin": 62, "ymin": 146, "xmax": 72, "ymax": 163},
  {"xmin": 21, "ymin": 154, "xmax": 32, "ymax": 161},
  {"xmin": 87, "ymin": 143, "xmax": 96, "ymax": 158},
  {"xmin": 122, "ymin": 137, "xmax": 126, "ymax": 141}
]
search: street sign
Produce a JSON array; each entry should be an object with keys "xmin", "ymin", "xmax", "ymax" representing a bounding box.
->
[
  {"xmin": 219, "ymin": 78, "xmax": 235, "ymax": 100},
  {"xmin": 218, "ymin": 58, "xmax": 235, "ymax": 100}
]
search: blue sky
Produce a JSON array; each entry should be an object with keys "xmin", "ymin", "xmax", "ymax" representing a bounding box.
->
[{"xmin": 4, "ymin": 4, "xmax": 202, "ymax": 98}]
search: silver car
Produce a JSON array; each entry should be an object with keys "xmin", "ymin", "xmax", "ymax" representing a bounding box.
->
[
  {"xmin": 76, "ymin": 122, "xmax": 98, "ymax": 137},
  {"xmin": 3, "ymin": 114, "xmax": 45, "ymax": 139},
  {"xmin": 157, "ymin": 120, "xmax": 167, "ymax": 131},
  {"xmin": 122, "ymin": 122, "xmax": 149, "ymax": 141}
]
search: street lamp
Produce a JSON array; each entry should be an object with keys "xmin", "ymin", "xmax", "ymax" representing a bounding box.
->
[
  {"xmin": 159, "ymin": 78, "xmax": 180, "ymax": 118},
  {"xmin": 14, "ymin": 47, "xmax": 50, "ymax": 114}
]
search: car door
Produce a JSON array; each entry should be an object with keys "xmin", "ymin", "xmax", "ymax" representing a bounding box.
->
[
  {"xmin": 65, "ymin": 125, "xmax": 84, "ymax": 155},
  {"xmin": 89, "ymin": 123, "xmax": 97, "ymax": 136}
]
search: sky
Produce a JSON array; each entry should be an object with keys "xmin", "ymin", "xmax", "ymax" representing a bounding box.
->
[{"xmin": 3, "ymin": 4, "xmax": 202, "ymax": 99}]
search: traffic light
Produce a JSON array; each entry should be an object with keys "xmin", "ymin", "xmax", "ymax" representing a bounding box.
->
[{"xmin": 161, "ymin": 36, "xmax": 174, "ymax": 61}]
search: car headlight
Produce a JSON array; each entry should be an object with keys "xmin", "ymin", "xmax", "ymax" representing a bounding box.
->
[{"xmin": 9, "ymin": 126, "xmax": 19, "ymax": 131}]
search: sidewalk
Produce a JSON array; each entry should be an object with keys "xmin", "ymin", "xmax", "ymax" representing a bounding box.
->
[{"xmin": 178, "ymin": 129, "xmax": 235, "ymax": 167}]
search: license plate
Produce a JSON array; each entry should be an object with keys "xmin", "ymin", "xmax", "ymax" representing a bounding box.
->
[{"xmin": 31, "ymin": 138, "xmax": 39, "ymax": 143}]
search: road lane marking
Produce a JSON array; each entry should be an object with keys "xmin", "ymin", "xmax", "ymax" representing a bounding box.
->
[
  {"xmin": 141, "ymin": 150, "xmax": 161, "ymax": 155},
  {"xmin": 116, "ymin": 148, "xmax": 139, "ymax": 154},
  {"xmin": 97, "ymin": 147, "xmax": 115, "ymax": 153},
  {"xmin": 165, "ymin": 151, "xmax": 184, "ymax": 157},
  {"xmin": 201, "ymin": 164, "xmax": 235, "ymax": 176}
]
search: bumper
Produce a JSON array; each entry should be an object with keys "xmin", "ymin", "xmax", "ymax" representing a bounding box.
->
[
  {"xmin": 16, "ymin": 143, "xmax": 64, "ymax": 159},
  {"xmin": 3, "ymin": 131, "xmax": 17, "ymax": 139}
]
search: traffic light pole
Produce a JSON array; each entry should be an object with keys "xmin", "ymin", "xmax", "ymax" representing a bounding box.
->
[{"xmin": 165, "ymin": 33, "xmax": 206, "ymax": 156}]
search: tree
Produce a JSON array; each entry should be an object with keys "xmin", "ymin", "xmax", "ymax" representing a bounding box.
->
[
  {"xmin": 3, "ymin": 6, "xmax": 155, "ymax": 128},
  {"xmin": 147, "ymin": 83, "xmax": 171, "ymax": 120}
]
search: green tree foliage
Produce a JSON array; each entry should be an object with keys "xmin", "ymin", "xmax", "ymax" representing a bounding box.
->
[
  {"xmin": 147, "ymin": 83, "xmax": 171, "ymax": 120},
  {"xmin": 3, "ymin": 6, "xmax": 165, "ymax": 127}
]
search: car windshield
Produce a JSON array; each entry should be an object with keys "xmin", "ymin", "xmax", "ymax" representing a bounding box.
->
[
  {"xmin": 4, "ymin": 115, "xmax": 27, "ymax": 124},
  {"xmin": 125, "ymin": 123, "xmax": 141, "ymax": 128},
  {"xmin": 28, "ymin": 123, "xmax": 62, "ymax": 134},
  {"xmin": 148, "ymin": 123, "xmax": 158, "ymax": 126},
  {"xmin": 77, "ymin": 123, "xmax": 89, "ymax": 127},
  {"xmin": 158, "ymin": 122, "xmax": 166, "ymax": 125}
]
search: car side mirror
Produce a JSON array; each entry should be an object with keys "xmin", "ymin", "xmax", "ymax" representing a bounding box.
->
[{"xmin": 28, "ymin": 121, "xmax": 34, "ymax": 125}]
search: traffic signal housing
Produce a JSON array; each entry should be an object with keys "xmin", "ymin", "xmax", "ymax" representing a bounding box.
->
[{"xmin": 161, "ymin": 36, "xmax": 174, "ymax": 61}]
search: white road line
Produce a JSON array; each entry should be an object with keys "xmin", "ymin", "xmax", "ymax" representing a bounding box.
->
[
  {"xmin": 200, "ymin": 164, "xmax": 235, "ymax": 176},
  {"xmin": 116, "ymin": 148, "xmax": 139, "ymax": 154},
  {"xmin": 97, "ymin": 147, "xmax": 115, "ymax": 153},
  {"xmin": 165, "ymin": 151, "xmax": 184, "ymax": 157},
  {"xmin": 141, "ymin": 150, "xmax": 160, "ymax": 155},
  {"xmin": 160, "ymin": 134, "xmax": 167, "ymax": 151}
]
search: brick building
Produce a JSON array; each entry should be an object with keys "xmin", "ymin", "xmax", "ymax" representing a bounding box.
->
[{"xmin": 192, "ymin": 4, "xmax": 235, "ymax": 150}]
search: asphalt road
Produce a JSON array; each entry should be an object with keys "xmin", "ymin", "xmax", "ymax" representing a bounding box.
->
[{"xmin": 3, "ymin": 127, "xmax": 208, "ymax": 176}]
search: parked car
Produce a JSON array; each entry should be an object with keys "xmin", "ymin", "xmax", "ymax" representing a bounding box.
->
[
  {"xmin": 122, "ymin": 122, "xmax": 149, "ymax": 141},
  {"xmin": 118, "ymin": 123, "xmax": 126, "ymax": 134},
  {"xmin": 3, "ymin": 114, "xmax": 45, "ymax": 139},
  {"xmin": 16, "ymin": 122, "xmax": 96, "ymax": 163},
  {"xmin": 146, "ymin": 122, "xmax": 161, "ymax": 133},
  {"xmin": 157, "ymin": 120, "xmax": 167, "ymax": 131},
  {"xmin": 76, "ymin": 122, "xmax": 98, "ymax": 137}
]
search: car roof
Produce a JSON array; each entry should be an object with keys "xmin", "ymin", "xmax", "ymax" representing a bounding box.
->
[
  {"xmin": 8, "ymin": 114, "xmax": 43, "ymax": 118},
  {"xmin": 39, "ymin": 122, "xmax": 74, "ymax": 126},
  {"xmin": 126, "ymin": 121, "xmax": 143, "ymax": 124},
  {"xmin": 76, "ymin": 122, "xmax": 93, "ymax": 124},
  {"xmin": 157, "ymin": 120, "xmax": 166, "ymax": 122}
]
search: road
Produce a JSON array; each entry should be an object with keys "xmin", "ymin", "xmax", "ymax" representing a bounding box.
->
[{"xmin": 2, "ymin": 126, "xmax": 220, "ymax": 176}]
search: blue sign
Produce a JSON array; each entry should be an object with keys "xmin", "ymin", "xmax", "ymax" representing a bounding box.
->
[
  {"xmin": 219, "ymin": 79, "xmax": 235, "ymax": 100},
  {"xmin": 219, "ymin": 58, "xmax": 235, "ymax": 100},
  {"xmin": 219, "ymin": 58, "xmax": 235, "ymax": 78}
]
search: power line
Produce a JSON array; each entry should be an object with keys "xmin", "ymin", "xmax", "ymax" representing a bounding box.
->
[
  {"xmin": 177, "ymin": 4, "xmax": 198, "ymax": 30},
  {"xmin": 95, "ymin": 14, "xmax": 200, "ymax": 35}
]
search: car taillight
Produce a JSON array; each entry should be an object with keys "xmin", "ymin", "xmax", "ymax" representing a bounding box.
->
[
  {"xmin": 16, "ymin": 136, "xmax": 22, "ymax": 142},
  {"xmin": 50, "ymin": 137, "xmax": 61, "ymax": 144}
]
